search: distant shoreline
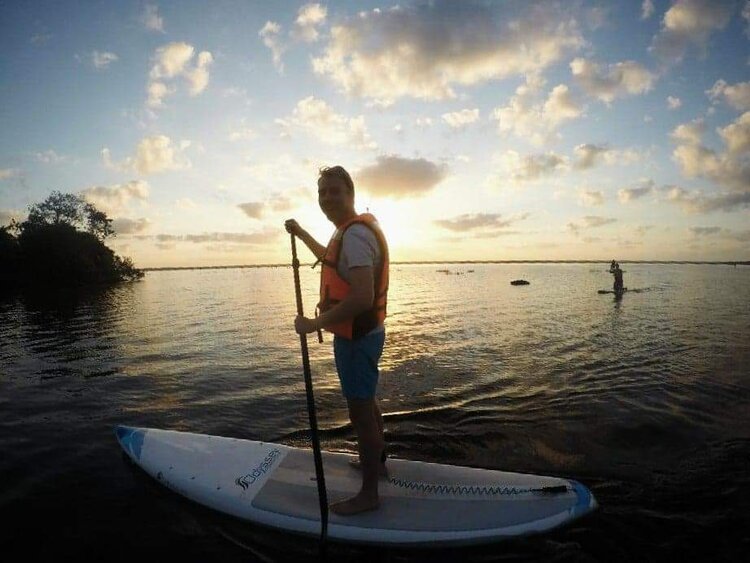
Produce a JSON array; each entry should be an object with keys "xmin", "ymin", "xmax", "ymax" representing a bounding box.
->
[{"xmin": 143, "ymin": 260, "xmax": 750, "ymax": 272}]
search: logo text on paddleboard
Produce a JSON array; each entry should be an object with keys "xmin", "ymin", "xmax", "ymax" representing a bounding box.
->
[{"xmin": 235, "ymin": 449, "xmax": 281, "ymax": 490}]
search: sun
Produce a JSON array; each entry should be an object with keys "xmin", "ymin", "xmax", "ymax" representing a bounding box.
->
[{"xmin": 363, "ymin": 199, "xmax": 418, "ymax": 256}]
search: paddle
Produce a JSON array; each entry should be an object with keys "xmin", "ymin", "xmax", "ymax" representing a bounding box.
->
[{"xmin": 289, "ymin": 233, "xmax": 329, "ymax": 554}]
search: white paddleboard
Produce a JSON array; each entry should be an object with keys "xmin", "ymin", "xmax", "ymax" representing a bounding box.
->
[{"xmin": 115, "ymin": 425, "xmax": 597, "ymax": 547}]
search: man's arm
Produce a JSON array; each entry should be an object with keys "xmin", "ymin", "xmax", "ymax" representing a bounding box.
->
[
  {"xmin": 285, "ymin": 219, "xmax": 326, "ymax": 261},
  {"xmin": 295, "ymin": 266, "xmax": 374, "ymax": 334}
]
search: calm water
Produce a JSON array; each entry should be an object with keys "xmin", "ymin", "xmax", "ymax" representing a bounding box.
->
[{"xmin": 1, "ymin": 264, "xmax": 749, "ymax": 561}]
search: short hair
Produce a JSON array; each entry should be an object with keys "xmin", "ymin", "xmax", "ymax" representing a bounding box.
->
[{"xmin": 318, "ymin": 165, "xmax": 354, "ymax": 195}]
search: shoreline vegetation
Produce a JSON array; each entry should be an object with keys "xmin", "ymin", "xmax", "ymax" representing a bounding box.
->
[
  {"xmin": 143, "ymin": 260, "xmax": 750, "ymax": 272},
  {"xmin": 0, "ymin": 192, "xmax": 143, "ymax": 289}
]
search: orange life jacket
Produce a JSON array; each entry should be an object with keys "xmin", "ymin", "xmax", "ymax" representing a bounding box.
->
[{"xmin": 318, "ymin": 213, "xmax": 389, "ymax": 340}]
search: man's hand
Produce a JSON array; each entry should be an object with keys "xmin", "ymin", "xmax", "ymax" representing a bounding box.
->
[
  {"xmin": 285, "ymin": 219, "xmax": 303, "ymax": 237},
  {"xmin": 294, "ymin": 315, "xmax": 318, "ymax": 335}
]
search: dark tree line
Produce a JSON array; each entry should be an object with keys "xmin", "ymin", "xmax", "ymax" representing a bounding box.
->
[{"xmin": 1, "ymin": 192, "xmax": 143, "ymax": 288}]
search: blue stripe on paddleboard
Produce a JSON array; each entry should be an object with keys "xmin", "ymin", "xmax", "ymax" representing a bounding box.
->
[
  {"xmin": 568, "ymin": 480, "xmax": 594, "ymax": 518},
  {"xmin": 116, "ymin": 426, "xmax": 145, "ymax": 461}
]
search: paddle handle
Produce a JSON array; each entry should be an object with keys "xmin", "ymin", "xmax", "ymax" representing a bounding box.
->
[{"xmin": 290, "ymin": 234, "xmax": 329, "ymax": 550}]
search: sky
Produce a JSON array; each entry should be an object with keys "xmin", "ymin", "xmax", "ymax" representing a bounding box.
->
[{"xmin": 0, "ymin": 0, "xmax": 748, "ymax": 267}]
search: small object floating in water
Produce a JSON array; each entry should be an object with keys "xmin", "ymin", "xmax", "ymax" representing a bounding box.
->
[
  {"xmin": 598, "ymin": 288, "xmax": 627, "ymax": 294},
  {"xmin": 510, "ymin": 279, "xmax": 530, "ymax": 285}
]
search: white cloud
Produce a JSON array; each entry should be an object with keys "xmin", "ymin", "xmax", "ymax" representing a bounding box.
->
[
  {"xmin": 112, "ymin": 217, "xmax": 151, "ymax": 235},
  {"xmin": 355, "ymin": 155, "xmax": 449, "ymax": 199},
  {"xmin": 294, "ymin": 3, "xmax": 327, "ymax": 42},
  {"xmin": 442, "ymin": 108, "xmax": 480, "ymax": 129},
  {"xmin": 103, "ymin": 135, "xmax": 191, "ymax": 175},
  {"xmin": 706, "ymin": 80, "xmax": 750, "ymax": 111},
  {"xmin": 147, "ymin": 42, "xmax": 213, "ymax": 107},
  {"xmin": 500, "ymin": 150, "xmax": 568, "ymax": 182},
  {"xmin": 642, "ymin": 0, "xmax": 655, "ymax": 20},
  {"xmin": 671, "ymin": 113, "xmax": 750, "ymax": 193},
  {"xmin": 312, "ymin": 2, "xmax": 585, "ymax": 104},
  {"xmin": 80, "ymin": 180, "xmax": 150, "ymax": 216},
  {"xmin": 619, "ymin": 179, "xmax": 656, "ymax": 203},
  {"xmin": 571, "ymin": 58, "xmax": 656, "ymax": 103},
  {"xmin": 91, "ymin": 51, "xmax": 118, "ymax": 70},
  {"xmin": 492, "ymin": 76, "xmax": 583, "ymax": 146},
  {"xmin": 578, "ymin": 189, "xmax": 605, "ymax": 206},
  {"xmin": 276, "ymin": 96, "xmax": 376, "ymax": 150},
  {"xmin": 142, "ymin": 4, "xmax": 164, "ymax": 32},
  {"xmin": 34, "ymin": 150, "xmax": 65, "ymax": 164},
  {"xmin": 415, "ymin": 117, "xmax": 434, "ymax": 129},
  {"xmin": 567, "ymin": 215, "xmax": 617, "ymax": 235},
  {"xmin": 667, "ymin": 95, "xmax": 682, "ymax": 109},
  {"xmin": 238, "ymin": 202, "xmax": 264, "ymax": 219},
  {"xmin": 718, "ymin": 111, "xmax": 750, "ymax": 155},
  {"xmin": 434, "ymin": 212, "xmax": 526, "ymax": 233},
  {"xmin": 665, "ymin": 185, "xmax": 750, "ymax": 213},
  {"xmin": 260, "ymin": 21, "xmax": 285, "ymax": 72},
  {"xmin": 154, "ymin": 231, "xmax": 278, "ymax": 245},
  {"xmin": 650, "ymin": 0, "xmax": 735, "ymax": 63},
  {"xmin": 0, "ymin": 168, "xmax": 21, "ymax": 180},
  {"xmin": 573, "ymin": 144, "xmax": 641, "ymax": 169}
]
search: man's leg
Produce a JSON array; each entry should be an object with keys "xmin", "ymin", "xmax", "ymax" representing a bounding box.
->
[{"xmin": 330, "ymin": 398, "xmax": 383, "ymax": 515}]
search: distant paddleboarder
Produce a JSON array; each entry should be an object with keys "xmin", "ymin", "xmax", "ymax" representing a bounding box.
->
[{"xmin": 610, "ymin": 261, "xmax": 624, "ymax": 293}]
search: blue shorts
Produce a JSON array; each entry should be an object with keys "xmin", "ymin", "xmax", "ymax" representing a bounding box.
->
[{"xmin": 333, "ymin": 330, "xmax": 385, "ymax": 400}]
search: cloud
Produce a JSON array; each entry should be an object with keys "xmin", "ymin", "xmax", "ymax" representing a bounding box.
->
[
  {"xmin": 294, "ymin": 3, "xmax": 327, "ymax": 42},
  {"xmin": 578, "ymin": 189, "xmax": 604, "ymax": 206},
  {"xmin": 142, "ymin": 4, "xmax": 164, "ymax": 32},
  {"xmin": 442, "ymin": 108, "xmax": 480, "ymax": 129},
  {"xmin": 688, "ymin": 226, "xmax": 722, "ymax": 236},
  {"xmin": 238, "ymin": 202, "xmax": 264, "ymax": 219},
  {"xmin": 706, "ymin": 80, "xmax": 750, "ymax": 111},
  {"xmin": 312, "ymin": 1, "xmax": 585, "ymax": 104},
  {"xmin": 91, "ymin": 51, "xmax": 118, "ymax": 70},
  {"xmin": 650, "ymin": 0, "xmax": 735, "ymax": 63},
  {"xmin": 571, "ymin": 58, "xmax": 656, "ymax": 103},
  {"xmin": 103, "ymin": 135, "xmax": 191, "ymax": 175},
  {"xmin": 664, "ymin": 185, "xmax": 750, "ymax": 213},
  {"xmin": 152, "ymin": 230, "xmax": 279, "ymax": 245},
  {"xmin": 112, "ymin": 217, "xmax": 151, "ymax": 235},
  {"xmin": 619, "ymin": 179, "xmax": 656, "ymax": 202},
  {"xmin": 147, "ymin": 42, "xmax": 213, "ymax": 107},
  {"xmin": 260, "ymin": 21, "xmax": 285, "ymax": 72},
  {"xmin": 667, "ymin": 95, "xmax": 682, "ymax": 109},
  {"xmin": 34, "ymin": 150, "xmax": 66, "ymax": 164},
  {"xmin": 0, "ymin": 168, "xmax": 20, "ymax": 180},
  {"xmin": 573, "ymin": 143, "xmax": 641, "ymax": 169},
  {"xmin": 492, "ymin": 75, "xmax": 583, "ymax": 145},
  {"xmin": 567, "ymin": 215, "xmax": 617, "ymax": 235},
  {"xmin": 79, "ymin": 180, "xmax": 150, "ymax": 216},
  {"xmin": 642, "ymin": 0, "xmax": 655, "ymax": 19},
  {"xmin": 276, "ymin": 96, "xmax": 376, "ymax": 149},
  {"xmin": 434, "ymin": 212, "xmax": 527, "ymax": 234},
  {"xmin": 355, "ymin": 155, "xmax": 448, "ymax": 199},
  {"xmin": 670, "ymin": 112, "xmax": 750, "ymax": 192},
  {"xmin": 500, "ymin": 150, "xmax": 568, "ymax": 182}
]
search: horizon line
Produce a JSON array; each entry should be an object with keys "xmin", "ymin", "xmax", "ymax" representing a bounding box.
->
[{"xmin": 143, "ymin": 259, "xmax": 750, "ymax": 271}]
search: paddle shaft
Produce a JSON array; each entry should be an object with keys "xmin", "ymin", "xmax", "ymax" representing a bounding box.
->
[{"xmin": 290, "ymin": 233, "xmax": 329, "ymax": 550}]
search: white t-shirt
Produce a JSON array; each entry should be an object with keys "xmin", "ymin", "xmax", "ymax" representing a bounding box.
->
[
  {"xmin": 337, "ymin": 224, "xmax": 381, "ymax": 282},
  {"xmin": 335, "ymin": 223, "xmax": 384, "ymax": 333}
]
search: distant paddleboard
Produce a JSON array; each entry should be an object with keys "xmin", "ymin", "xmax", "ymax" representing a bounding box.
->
[
  {"xmin": 598, "ymin": 288, "xmax": 627, "ymax": 294},
  {"xmin": 116, "ymin": 426, "xmax": 597, "ymax": 547}
]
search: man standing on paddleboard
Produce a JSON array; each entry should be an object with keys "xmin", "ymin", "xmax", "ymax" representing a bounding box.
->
[{"xmin": 285, "ymin": 165, "xmax": 389, "ymax": 516}]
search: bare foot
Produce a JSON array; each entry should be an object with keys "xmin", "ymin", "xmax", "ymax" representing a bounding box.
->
[
  {"xmin": 330, "ymin": 493, "xmax": 379, "ymax": 516},
  {"xmin": 347, "ymin": 457, "xmax": 389, "ymax": 478}
]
